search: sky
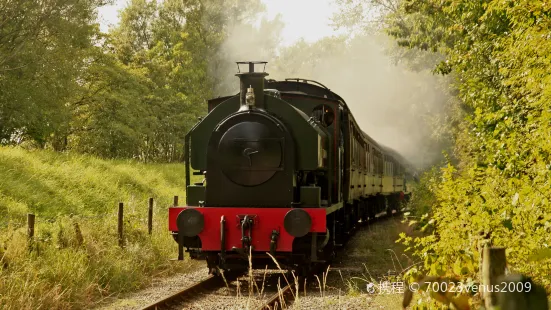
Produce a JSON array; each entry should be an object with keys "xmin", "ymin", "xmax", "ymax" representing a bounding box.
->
[{"xmin": 97, "ymin": 0, "xmax": 344, "ymax": 46}]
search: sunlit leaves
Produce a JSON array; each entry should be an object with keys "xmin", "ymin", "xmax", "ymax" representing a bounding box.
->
[
  {"xmin": 0, "ymin": 0, "xmax": 104, "ymax": 147},
  {"xmin": 361, "ymin": 0, "xmax": 551, "ymax": 305}
]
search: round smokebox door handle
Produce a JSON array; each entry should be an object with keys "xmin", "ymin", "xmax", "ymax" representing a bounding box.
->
[
  {"xmin": 177, "ymin": 208, "xmax": 205, "ymax": 237},
  {"xmin": 284, "ymin": 209, "xmax": 312, "ymax": 238}
]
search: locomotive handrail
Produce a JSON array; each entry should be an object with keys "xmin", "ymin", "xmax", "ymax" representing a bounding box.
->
[
  {"xmin": 184, "ymin": 131, "xmax": 190, "ymax": 188},
  {"xmin": 284, "ymin": 78, "xmax": 331, "ymax": 91}
]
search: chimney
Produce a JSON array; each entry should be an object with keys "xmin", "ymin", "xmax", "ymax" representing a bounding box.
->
[{"xmin": 236, "ymin": 61, "xmax": 269, "ymax": 110}]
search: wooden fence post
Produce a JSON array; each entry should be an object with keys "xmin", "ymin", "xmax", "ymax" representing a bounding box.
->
[
  {"xmin": 118, "ymin": 202, "xmax": 124, "ymax": 247},
  {"xmin": 173, "ymin": 195, "xmax": 179, "ymax": 207},
  {"xmin": 496, "ymin": 273, "xmax": 550, "ymax": 310},
  {"xmin": 482, "ymin": 246, "xmax": 507, "ymax": 309},
  {"xmin": 73, "ymin": 222, "xmax": 84, "ymax": 246},
  {"xmin": 27, "ymin": 213, "xmax": 35, "ymax": 251},
  {"xmin": 148, "ymin": 198, "xmax": 153, "ymax": 235}
]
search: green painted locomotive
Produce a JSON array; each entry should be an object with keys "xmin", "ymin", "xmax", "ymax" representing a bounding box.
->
[{"xmin": 169, "ymin": 61, "xmax": 415, "ymax": 274}]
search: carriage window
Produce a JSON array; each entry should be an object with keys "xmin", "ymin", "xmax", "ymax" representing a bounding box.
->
[
  {"xmin": 312, "ymin": 104, "xmax": 335, "ymax": 127},
  {"xmin": 351, "ymin": 139, "xmax": 355, "ymax": 164},
  {"xmin": 363, "ymin": 146, "xmax": 366, "ymax": 169}
]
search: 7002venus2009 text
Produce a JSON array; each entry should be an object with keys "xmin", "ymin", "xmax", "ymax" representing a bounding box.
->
[{"xmin": 423, "ymin": 281, "xmax": 532, "ymax": 294}]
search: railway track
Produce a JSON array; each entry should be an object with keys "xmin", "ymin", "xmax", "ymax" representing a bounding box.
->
[
  {"xmin": 139, "ymin": 270, "xmax": 294, "ymax": 310},
  {"xmin": 142, "ymin": 210, "xmax": 402, "ymax": 310},
  {"xmin": 257, "ymin": 210, "xmax": 401, "ymax": 310},
  {"xmin": 256, "ymin": 276, "xmax": 301, "ymax": 310},
  {"xmin": 140, "ymin": 271, "xmax": 243, "ymax": 310}
]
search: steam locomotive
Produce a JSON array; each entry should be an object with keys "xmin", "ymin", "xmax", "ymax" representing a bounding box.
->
[{"xmin": 169, "ymin": 61, "xmax": 415, "ymax": 275}]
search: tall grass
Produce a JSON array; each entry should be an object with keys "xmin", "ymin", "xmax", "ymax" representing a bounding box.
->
[
  {"xmin": 0, "ymin": 146, "xmax": 186, "ymax": 219},
  {"xmin": 0, "ymin": 146, "xmax": 191, "ymax": 309}
]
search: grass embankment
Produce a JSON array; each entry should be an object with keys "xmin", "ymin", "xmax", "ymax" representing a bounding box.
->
[{"xmin": 0, "ymin": 146, "xmax": 190, "ymax": 309}]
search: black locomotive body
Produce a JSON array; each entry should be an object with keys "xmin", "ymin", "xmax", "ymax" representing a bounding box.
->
[{"xmin": 168, "ymin": 62, "xmax": 414, "ymax": 274}]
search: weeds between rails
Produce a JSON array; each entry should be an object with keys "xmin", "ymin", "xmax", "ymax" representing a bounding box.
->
[
  {"xmin": 256, "ymin": 209, "xmax": 401, "ymax": 310},
  {"xmin": 142, "ymin": 209, "xmax": 401, "ymax": 310}
]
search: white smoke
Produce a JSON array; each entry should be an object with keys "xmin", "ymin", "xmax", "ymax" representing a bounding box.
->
[{"xmin": 212, "ymin": 10, "xmax": 450, "ymax": 169}]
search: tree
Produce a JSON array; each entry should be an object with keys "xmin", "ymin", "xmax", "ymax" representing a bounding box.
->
[
  {"xmin": 68, "ymin": 47, "xmax": 151, "ymax": 158},
  {"xmin": 0, "ymin": 0, "xmax": 106, "ymax": 147},
  {"xmin": 337, "ymin": 0, "xmax": 551, "ymax": 301},
  {"xmin": 67, "ymin": 0, "xmax": 279, "ymax": 161}
]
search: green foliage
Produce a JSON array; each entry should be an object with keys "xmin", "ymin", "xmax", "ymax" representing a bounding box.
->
[
  {"xmin": 0, "ymin": 146, "xmax": 185, "ymax": 220},
  {"xmin": 0, "ymin": 215, "xmax": 194, "ymax": 310},
  {"xmin": 390, "ymin": 1, "xmax": 551, "ymax": 308},
  {"xmin": 77, "ymin": 0, "xmax": 274, "ymax": 161},
  {"xmin": 335, "ymin": 0, "xmax": 551, "ymax": 307},
  {"xmin": 0, "ymin": 0, "xmax": 272, "ymax": 161},
  {"xmin": 0, "ymin": 146, "xmax": 193, "ymax": 309},
  {"xmin": 0, "ymin": 0, "xmax": 104, "ymax": 146}
]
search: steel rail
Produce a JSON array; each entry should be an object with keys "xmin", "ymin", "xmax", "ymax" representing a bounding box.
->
[
  {"xmin": 255, "ymin": 210, "xmax": 401, "ymax": 310},
  {"xmin": 140, "ymin": 272, "xmax": 241, "ymax": 310},
  {"xmin": 256, "ymin": 277, "xmax": 300, "ymax": 310}
]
